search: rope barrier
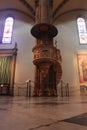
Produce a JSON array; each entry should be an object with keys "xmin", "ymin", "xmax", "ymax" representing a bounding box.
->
[
  {"xmin": 57, "ymin": 80, "xmax": 69, "ymax": 97},
  {"xmin": 14, "ymin": 80, "xmax": 31, "ymax": 97}
]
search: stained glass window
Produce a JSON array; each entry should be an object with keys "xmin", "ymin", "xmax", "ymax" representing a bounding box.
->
[
  {"xmin": 2, "ymin": 17, "xmax": 14, "ymax": 44},
  {"xmin": 77, "ymin": 17, "xmax": 87, "ymax": 44}
]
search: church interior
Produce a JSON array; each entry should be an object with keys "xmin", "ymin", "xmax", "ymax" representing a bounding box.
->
[{"xmin": 0, "ymin": 0, "xmax": 87, "ymax": 130}]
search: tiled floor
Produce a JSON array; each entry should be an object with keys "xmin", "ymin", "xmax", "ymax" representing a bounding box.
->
[{"xmin": 0, "ymin": 96, "xmax": 87, "ymax": 130}]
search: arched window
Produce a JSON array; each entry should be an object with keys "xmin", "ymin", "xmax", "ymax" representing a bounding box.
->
[
  {"xmin": 2, "ymin": 17, "xmax": 14, "ymax": 44},
  {"xmin": 77, "ymin": 17, "xmax": 87, "ymax": 44}
]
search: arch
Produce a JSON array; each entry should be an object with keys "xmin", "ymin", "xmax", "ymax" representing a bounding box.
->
[
  {"xmin": 0, "ymin": 8, "xmax": 35, "ymax": 21},
  {"xmin": 53, "ymin": 9, "xmax": 87, "ymax": 23}
]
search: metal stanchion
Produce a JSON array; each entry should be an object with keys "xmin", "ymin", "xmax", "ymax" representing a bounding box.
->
[
  {"xmin": 29, "ymin": 80, "xmax": 31, "ymax": 97},
  {"xmin": 61, "ymin": 81, "xmax": 63, "ymax": 97},
  {"xmin": 26, "ymin": 82, "xmax": 29, "ymax": 97},
  {"xmin": 65, "ymin": 83, "xmax": 69, "ymax": 97},
  {"xmin": 18, "ymin": 87, "xmax": 19, "ymax": 96},
  {"xmin": 25, "ymin": 79, "xmax": 31, "ymax": 97},
  {"xmin": 67, "ymin": 83, "xmax": 69, "ymax": 97}
]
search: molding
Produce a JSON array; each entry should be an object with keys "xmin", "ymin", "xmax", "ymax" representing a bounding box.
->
[
  {"xmin": 0, "ymin": 43, "xmax": 17, "ymax": 56},
  {"xmin": 0, "ymin": 43, "xmax": 17, "ymax": 96}
]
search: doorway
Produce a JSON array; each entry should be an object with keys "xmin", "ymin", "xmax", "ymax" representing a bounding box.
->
[
  {"xmin": 0, "ymin": 45, "xmax": 17, "ymax": 96},
  {"xmin": 0, "ymin": 56, "xmax": 11, "ymax": 95}
]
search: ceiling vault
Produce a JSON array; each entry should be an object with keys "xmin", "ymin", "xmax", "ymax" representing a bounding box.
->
[
  {"xmin": 53, "ymin": 0, "xmax": 69, "ymax": 18},
  {"xmin": 53, "ymin": 8, "xmax": 87, "ymax": 22},
  {"xmin": 0, "ymin": 8, "xmax": 35, "ymax": 21},
  {"xmin": 19, "ymin": 0, "xmax": 35, "ymax": 17}
]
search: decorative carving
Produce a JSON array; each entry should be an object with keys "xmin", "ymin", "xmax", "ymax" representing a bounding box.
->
[{"xmin": 31, "ymin": 0, "xmax": 62, "ymax": 96}]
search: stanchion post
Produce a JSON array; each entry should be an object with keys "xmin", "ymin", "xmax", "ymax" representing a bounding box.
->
[
  {"xmin": 61, "ymin": 80, "xmax": 63, "ymax": 97},
  {"xmin": 29, "ymin": 80, "xmax": 31, "ymax": 97},
  {"xmin": 18, "ymin": 87, "xmax": 19, "ymax": 96},
  {"xmin": 67, "ymin": 83, "xmax": 69, "ymax": 97},
  {"xmin": 65, "ymin": 84, "xmax": 67, "ymax": 96},
  {"xmin": 26, "ymin": 82, "xmax": 29, "ymax": 97}
]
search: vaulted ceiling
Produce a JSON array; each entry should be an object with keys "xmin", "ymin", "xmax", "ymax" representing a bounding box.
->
[{"xmin": 0, "ymin": 0, "xmax": 87, "ymax": 23}]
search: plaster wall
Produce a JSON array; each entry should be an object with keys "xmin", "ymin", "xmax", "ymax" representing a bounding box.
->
[
  {"xmin": 0, "ymin": 11, "xmax": 35, "ymax": 96},
  {"xmin": 55, "ymin": 12, "xmax": 87, "ymax": 96},
  {"xmin": 0, "ymin": 11, "xmax": 87, "ymax": 96}
]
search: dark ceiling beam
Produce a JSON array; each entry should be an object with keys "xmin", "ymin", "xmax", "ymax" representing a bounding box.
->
[
  {"xmin": 53, "ymin": 8, "xmax": 87, "ymax": 23},
  {"xmin": 53, "ymin": 0, "xmax": 69, "ymax": 17},
  {"xmin": 19, "ymin": 0, "xmax": 35, "ymax": 16}
]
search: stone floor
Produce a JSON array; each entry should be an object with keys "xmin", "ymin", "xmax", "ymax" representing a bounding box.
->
[{"xmin": 0, "ymin": 96, "xmax": 87, "ymax": 130}]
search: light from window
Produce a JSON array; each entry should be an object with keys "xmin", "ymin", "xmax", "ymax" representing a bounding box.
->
[
  {"xmin": 77, "ymin": 17, "xmax": 87, "ymax": 44},
  {"xmin": 2, "ymin": 17, "xmax": 14, "ymax": 44}
]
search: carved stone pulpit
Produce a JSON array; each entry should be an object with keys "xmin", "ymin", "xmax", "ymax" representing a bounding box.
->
[{"xmin": 31, "ymin": 0, "xmax": 62, "ymax": 96}]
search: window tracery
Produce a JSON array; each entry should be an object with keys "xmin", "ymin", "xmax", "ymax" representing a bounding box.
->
[
  {"xmin": 2, "ymin": 17, "xmax": 14, "ymax": 44},
  {"xmin": 77, "ymin": 17, "xmax": 87, "ymax": 44}
]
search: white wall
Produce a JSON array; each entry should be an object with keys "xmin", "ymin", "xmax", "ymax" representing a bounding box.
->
[
  {"xmin": 55, "ymin": 12, "xmax": 87, "ymax": 96},
  {"xmin": 0, "ymin": 11, "xmax": 35, "ymax": 96},
  {"xmin": 13, "ymin": 20, "xmax": 35, "ymax": 95}
]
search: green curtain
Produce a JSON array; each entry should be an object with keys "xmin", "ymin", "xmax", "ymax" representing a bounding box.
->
[{"xmin": 0, "ymin": 56, "xmax": 11, "ymax": 84}]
